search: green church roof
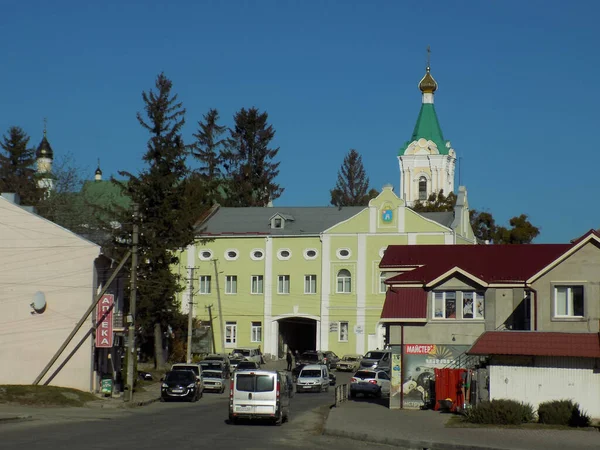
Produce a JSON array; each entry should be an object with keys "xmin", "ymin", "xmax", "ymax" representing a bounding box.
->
[{"xmin": 399, "ymin": 103, "xmax": 449, "ymax": 156}]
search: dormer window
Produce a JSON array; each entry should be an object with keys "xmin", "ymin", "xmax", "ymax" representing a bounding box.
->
[{"xmin": 270, "ymin": 213, "xmax": 295, "ymax": 230}]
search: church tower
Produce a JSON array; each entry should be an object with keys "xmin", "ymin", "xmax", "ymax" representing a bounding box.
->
[
  {"xmin": 36, "ymin": 122, "xmax": 54, "ymax": 192},
  {"xmin": 398, "ymin": 52, "xmax": 457, "ymax": 206}
]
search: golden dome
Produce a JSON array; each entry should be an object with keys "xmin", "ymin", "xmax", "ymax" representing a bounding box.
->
[{"xmin": 419, "ymin": 67, "xmax": 438, "ymax": 94}]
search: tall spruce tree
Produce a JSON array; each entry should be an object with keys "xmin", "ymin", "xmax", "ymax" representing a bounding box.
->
[
  {"xmin": 114, "ymin": 73, "xmax": 200, "ymax": 367},
  {"xmin": 192, "ymin": 108, "xmax": 226, "ymax": 206},
  {"xmin": 330, "ymin": 149, "xmax": 377, "ymax": 207},
  {"xmin": 221, "ymin": 107, "xmax": 282, "ymax": 206},
  {"xmin": 0, "ymin": 126, "xmax": 44, "ymax": 205}
]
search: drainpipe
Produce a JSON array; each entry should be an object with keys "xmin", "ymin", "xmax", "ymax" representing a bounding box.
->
[{"xmin": 526, "ymin": 285, "xmax": 538, "ymax": 331}]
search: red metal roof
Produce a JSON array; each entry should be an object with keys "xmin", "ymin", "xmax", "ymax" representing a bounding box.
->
[
  {"xmin": 381, "ymin": 288, "xmax": 427, "ymax": 319},
  {"xmin": 467, "ymin": 331, "xmax": 600, "ymax": 358},
  {"xmin": 382, "ymin": 243, "xmax": 572, "ymax": 285}
]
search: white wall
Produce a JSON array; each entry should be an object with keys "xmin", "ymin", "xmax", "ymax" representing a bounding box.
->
[
  {"xmin": 0, "ymin": 197, "xmax": 100, "ymax": 391},
  {"xmin": 489, "ymin": 357, "xmax": 600, "ymax": 419}
]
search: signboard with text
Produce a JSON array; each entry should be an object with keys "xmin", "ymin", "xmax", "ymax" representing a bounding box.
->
[{"xmin": 95, "ymin": 294, "xmax": 114, "ymax": 348}]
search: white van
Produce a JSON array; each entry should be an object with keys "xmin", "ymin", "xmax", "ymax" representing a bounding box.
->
[
  {"xmin": 229, "ymin": 370, "xmax": 290, "ymax": 425},
  {"xmin": 296, "ymin": 364, "xmax": 329, "ymax": 393}
]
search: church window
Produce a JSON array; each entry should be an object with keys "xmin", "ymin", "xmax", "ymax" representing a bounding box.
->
[{"xmin": 419, "ymin": 177, "xmax": 427, "ymax": 201}]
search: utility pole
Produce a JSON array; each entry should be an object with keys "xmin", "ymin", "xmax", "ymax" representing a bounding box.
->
[
  {"xmin": 212, "ymin": 259, "xmax": 225, "ymax": 353},
  {"xmin": 205, "ymin": 304, "xmax": 216, "ymax": 353},
  {"xmin": 186, "ymin": 267, "xmax": 195, "ymax": 363},
  {"xmin": 125, "ymin": 203, "xmax": 139, "ymax": 402}
]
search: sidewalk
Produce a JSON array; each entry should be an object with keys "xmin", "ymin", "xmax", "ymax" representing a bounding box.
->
[
  {"xmin": 324, "ymin": 401, "xmax": 599, "ymax": 450},
  {"xmin": 0, "ymin": 383, "xmax": 161, "ymax": 424}
]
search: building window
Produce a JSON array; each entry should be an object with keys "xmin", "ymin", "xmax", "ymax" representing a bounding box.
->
[
  {"xmin": 278, "ymin": 275, "xmax": 290, "ymax": 294},
  {"xmin": 462, "ymin": 292, "xmax": 484, "ymax": 319},
  {"xmin": 225, "ymin": 322, "xmax": 237, "ymax": 346},
  {"xmin": 336, "ymin": 248, "xmax": 351, "ymax": 259},
  {"xmin": 555, "ymin": 286, "xmax": 584, "ymax": 317},
  {"xmin": 304, "ymin": 275, "xmax": 317, "ymax": 294},
  {"xmin": 277, "ymin": 249, "xmax": 291, "ymax": 260},
  {"xmin": 251, "ymin": 322, "xmax": 262, "ymax": 342},
  {"xmin": 251, "ymin": 275, "xmax": 264, "ymax": 294},
  {"xmin": 379, "ymin": 272, "xmax": 387, "ymax": 294},
  {"xmin": 339, "ymin": 321, "xmax": 349, "ymax": 342},
  {"xmin": 304, "ymin": 248, "xmax": 318, "ymax": 260},
  {"xmin": 251, "ymin": 249, "xmax": 264, "ymax": 260},
  {"xmin": 225, "ymin": 275, "xmax": 237, "ymax": 294},
  {"xmin": 199, "ymin": 275, "xmax": 211, "ymax": 294},
  {"xmin": 433, "ymin": 291, "xmax": 457, "ymax": 319},
  {"xmin": 419, "ymin": 176, "xmax": 427, "ymax": 201},
  {"xmin": 336, "ymin": 269, "xmax": 352, "ymax": 293},
  {"xmin": 199, "ymin": 249, "xmax": 212, "ymax": 261},
  {"xmin": 274, "ymin": 218, "xmax": 282, "ymax": 228},
  {"xmin": 225, "ymin": 249, "xmax": 239, "ymax": 261}
]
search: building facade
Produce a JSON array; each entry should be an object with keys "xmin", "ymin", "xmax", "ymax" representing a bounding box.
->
[{"xmin": 181, "ymin": 185, "xmax": 475, "ymax": 359}]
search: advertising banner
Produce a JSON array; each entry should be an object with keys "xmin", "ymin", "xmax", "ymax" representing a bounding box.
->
[
  {"xmin": 95, "ymin": 294, "xmax": 114, "ymax": 348},
  {"xmin": 389, "ymin": 346, "xmax": 402, "ymax": 409}
]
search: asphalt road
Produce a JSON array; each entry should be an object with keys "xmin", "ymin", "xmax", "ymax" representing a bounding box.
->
[{"xmin": 0, "ymin": 371, "xmax": 391, "ymax": 450}]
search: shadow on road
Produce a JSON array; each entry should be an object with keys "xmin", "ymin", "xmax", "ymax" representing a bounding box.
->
[{"xmin": 347, "ymin": 394, "xmax": 389, "ymax": 408}]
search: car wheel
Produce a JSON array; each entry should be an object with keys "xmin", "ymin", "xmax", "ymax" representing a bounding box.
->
[
  {"xmin": 198, "ymin": 389, "xmax": 203, "ymax": 399},
  {"xmin": 375, "ymin": 388, "xmax": 382, "ymax": 398},
  {"xmin": 350, "ymin": 391, "xmax": 356, "ymax": 399},
  {"xmin": 220, "ymin": 386, "xmax": 225, "ymax": 394},
  {"xmin": 275, "ymin": 409, "xmax": 283, "ymax": 426}
]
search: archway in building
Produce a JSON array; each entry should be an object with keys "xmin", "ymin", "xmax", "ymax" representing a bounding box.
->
[{"xmin": 277, "ymin": 317, "xmax": 317, "ymax": 358}]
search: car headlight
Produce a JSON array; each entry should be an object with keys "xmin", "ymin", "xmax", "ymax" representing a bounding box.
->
[
  {"xmin": 162, "ymin": 383, "xmax": 168, "ymax": 388},
  {"xmin": 187, "ymin": 383, "xmax": 196, "ymax": 389}
]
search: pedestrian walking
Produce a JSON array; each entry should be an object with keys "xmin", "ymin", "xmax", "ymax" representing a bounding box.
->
[
  {"xmin": 294, "ymin": 350, "xmax": 300, "ymax": 366},
  {"xmin": 286, "ymin": 349, "xmax": 293, "ymax": 371}
]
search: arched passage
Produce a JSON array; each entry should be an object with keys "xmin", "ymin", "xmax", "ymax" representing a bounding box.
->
[{"xmin": 273, "ymin": 315, "xmax": 319, "ymax": 358}]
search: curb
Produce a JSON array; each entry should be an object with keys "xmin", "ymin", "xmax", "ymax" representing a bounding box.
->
[
  {"xmin": 323, "ymin": 426, "xmax": 507, "ymax": 450},
  {"xmin": 0, "ymin": 415, "xmax": 33, "ymax": 424}
]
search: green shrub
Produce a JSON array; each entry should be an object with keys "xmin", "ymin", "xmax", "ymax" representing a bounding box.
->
[
  {"xmin": 464, "ymin": 399, "xmax": 535, "ymax": 425},
  {"xmin": 538, "ymin": 400, "xmax": 591, "ymax": 427}
]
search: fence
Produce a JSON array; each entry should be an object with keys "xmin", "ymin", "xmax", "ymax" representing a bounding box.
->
[{"xmin": 334, "ymin": 383, "xmax": 349, "ymax": 406}]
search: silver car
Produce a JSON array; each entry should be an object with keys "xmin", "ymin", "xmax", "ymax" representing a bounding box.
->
[
  {"xmin": 202, "ymin": 368, "xmax": 226, "ymax": 394},
  {"xmin": 359, "ymin": 350, "xmax": 391, "ymax": 372}
]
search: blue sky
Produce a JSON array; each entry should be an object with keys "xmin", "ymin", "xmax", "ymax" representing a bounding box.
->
[{"xmin": 1, "ymin": 0, "xmax": 598, "ymax": 243}]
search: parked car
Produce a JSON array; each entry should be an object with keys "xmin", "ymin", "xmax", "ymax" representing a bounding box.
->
[
  {"xmin": 170, "ymin": 363, "xmax": 204, "ymax": 393},
  {"xmin": 161, "ymin": 370, "xmax": 202, "ymax": 402},
  {"xmin": 229, "ymin": 370, "xmax": 290, "ymax": 425},
  {"xmin": 231, "ymin": 348, "xmax": 263, "ymax": 364},
  {"xmin": 202, "ymin": 368, "xmax": 227, "ymax": 394},
  {"xmin": 204, "ymin": 354, "xmax": 231, "ymax": 378},
  {"xmin": 235, "ymin": 361, "xmax": 260, "ymax": 371},
  {"xmin": 336, "ymin": 354, "xmax": 363, "ymax": 372},
  {"xmin": 298, "ymin": 351, "xmax": 325, "ymax": 366},
  {"xmin": 200, "ymin": 360, "xmax": 227, "ymax": 380},
  {"xmin": 229, "ymin": 356, "xmax": 246, "ymax": 371},
  {"xmin": 296, "ymin": 364, "xmax": 330, "ymax": 393},
  {"xmin": 359, "ymin": 350, "xmax": 391, "ymax": 372},
  {"xmin": 323, "ymin": 351, "xmax": 340, "ymax": 370},
  {"xmin": 350, "ymin": 369, "xmax": 391, "ymax": 398}
]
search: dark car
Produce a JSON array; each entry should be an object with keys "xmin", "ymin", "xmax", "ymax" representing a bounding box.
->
[
  {"xmin": 161, "ymin": 370, "xmax": 201, "ymax": 402},
  {"xmin": 298, "ymin": 351, "xmax": 325, "ymax": 366},
  {"xmin": 323, "ymin": 351, "xmax": 340, "ymax": 370},
  {"xmin": 235, "ymin": 361, "xmax": 260, "ymax": 371}
]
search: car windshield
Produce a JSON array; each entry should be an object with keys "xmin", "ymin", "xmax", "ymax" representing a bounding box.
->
[
  {"xmin": 203, "ymin": 370, "xmax": 223, "ymax": 378},
  {"xmin": 234, "ymin": 349, "xmax": 251, "ymax": 356},
  {"xmin": 301, "ymin": 353, "xmax": 319, "ymax": 361},
  {"xmin": 343, "ymin": 356, "xmax": 358, "ymax": 361},
  {"xmin": 237, "ymin": 362, "xmax": 256, "ymax": 369},
  {"xmin": 364, "ymin": 352, "xmax": 385, "ymax": 359},
  {"xmin": 200, "ymin": 362, "xmax": 222, "ymax": 371},
  {"xmin": 172, "ymin": 365, "xmax": 199, "ymax": 375},
  {"xmin": 166, "ymin": 371, "xmax": 195, "ymax": 383},
  {"xmin": 354, "ymin": 371, "xmax": 375, "ymax": 380},
  {"xmin": 230, "ymin": 358, "xmax": 243, "ymax": 364},
  {"xmin": 236, "ymin": 374, "xmax": 274, "ymax": 392},
  {"xmin": 300, "ymin": 370, "xmax": 322, "ymax": 378}
]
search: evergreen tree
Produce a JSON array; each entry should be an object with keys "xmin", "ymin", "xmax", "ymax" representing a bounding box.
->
[
  {"xmin": 114, "ymin": 73, "xmax": 201, "ymax": 367},
  {"xmin": 0, "ymin": 126, "xmax": 44, "ymax": 205},
  {"xmin": 330, "ymin": 149, "xmax": 377, "ymax": 207},
  {"xmin": 221, "ymin": 107, "xmax": 282, "ymax": 206},
  {"xmin": 192, "ymin": 108, "xmax": 226, "ymax": 205}
]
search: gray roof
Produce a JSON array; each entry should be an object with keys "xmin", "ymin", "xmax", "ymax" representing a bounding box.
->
[
  {"xmin": 420, "ymin": 211, "xmax": 455, "ymax": 228},
  {"xmin": 197, "ymin": 206, "xmax": 365, "ymax": 236},
  {"xmin": 197, "ymin": 206, "xmax": 456, "ymax": 236}
]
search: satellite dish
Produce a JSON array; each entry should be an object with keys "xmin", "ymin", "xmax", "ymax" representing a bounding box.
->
[{"xmin": 31, "ymin": 291, "xmax": 47, "ymax": 314}]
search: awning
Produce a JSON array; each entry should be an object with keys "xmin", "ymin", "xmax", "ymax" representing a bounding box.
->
[
  {"xmin": 467, "ymin": 331, "xmax": 600, "ymax": 358},
  {"xmin": 380, "ymin": 288, "xmax": 427, "ymax": 321}
]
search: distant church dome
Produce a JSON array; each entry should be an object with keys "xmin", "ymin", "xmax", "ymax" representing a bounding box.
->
[
  {"xmin": 418, "ymin": 67, "xmax": 438, "ymax": 94},
  {"xmin": 36, "ymin": 130, "xmax": 54, "ymax": 159}
]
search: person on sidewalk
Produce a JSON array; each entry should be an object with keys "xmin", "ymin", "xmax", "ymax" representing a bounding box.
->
[{"xmin": 286, "ymin": 349, "xmax": 293, "ymax": 371}]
